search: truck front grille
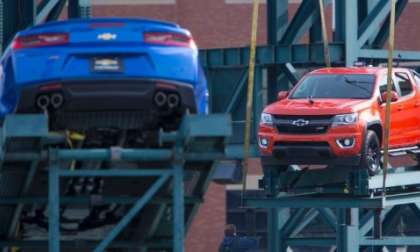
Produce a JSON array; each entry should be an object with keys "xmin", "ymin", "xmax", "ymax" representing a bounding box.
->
[{"xmin": 273, "ymin": 115, "xmax": 334, "ymax": 134}]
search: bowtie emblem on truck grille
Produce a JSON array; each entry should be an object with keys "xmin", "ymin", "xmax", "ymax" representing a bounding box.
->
[{"xmin": 292, "ymin": 119, "xmax": 310, "ymax": 127}]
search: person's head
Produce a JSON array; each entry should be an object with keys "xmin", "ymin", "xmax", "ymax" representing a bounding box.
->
[{"xmin": 225, "ymin": 224, "xmax": 236, "ymax": 236}]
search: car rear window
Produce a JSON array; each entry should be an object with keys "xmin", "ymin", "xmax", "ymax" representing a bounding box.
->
[{"xmin": 290, "ymin": 74, "xmax": 375, "ymax": 99}]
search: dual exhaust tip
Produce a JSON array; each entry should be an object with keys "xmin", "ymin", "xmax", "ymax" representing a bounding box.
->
[
  {"xmin": 37, "ymin": 91, "xmax": 178, "ymax": 111},
  {"xmin": 154, "ymin": 91, "xmax": 180, "ymax": 109},
  {"xmin": 36, "ymin": 93, "xmax": 64, "ymax": 110}
]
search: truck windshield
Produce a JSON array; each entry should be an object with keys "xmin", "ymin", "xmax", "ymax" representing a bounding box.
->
[{"xmin": 290, "ymin": 74, "xmax": 375, "ymax": 99}]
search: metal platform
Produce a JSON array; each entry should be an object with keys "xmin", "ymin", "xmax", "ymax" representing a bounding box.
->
[
  {"xmin": 260, "ymin": 164, "xmax": 420, "ymax": 197},
  {"xmin": 0, "ymin": 113, "xmax": 235, "ymax": 252},
  {"xmin": 247, "ymin": 153, "xmax": 420, "ymax": 252}
]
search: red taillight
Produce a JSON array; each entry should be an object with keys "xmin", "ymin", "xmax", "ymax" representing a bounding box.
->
[
  {"xmin": 12, "ymin": 33, "xmax": 69, "ymax": 50},
  {"xmin": 144, "ymin": 32, "xmax": 196, "ymax": 48}
]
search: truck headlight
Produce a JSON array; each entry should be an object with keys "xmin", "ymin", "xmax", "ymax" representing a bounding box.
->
[
  {"xmin": 332, "ymin": 113, "xmax": 358, "ymax": 127},
  {"xmin": 260, "ymin": 113, "xmax": 273, "ymax": 126}
]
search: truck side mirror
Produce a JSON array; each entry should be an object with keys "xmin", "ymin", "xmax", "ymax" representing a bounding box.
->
[
  {"xmin": 277, "ymin": 91, "xmax": 289, "ymax": 101},
  {"xmin": 380, "ymin": 91, "xmax": 399, "ymax": 103}
]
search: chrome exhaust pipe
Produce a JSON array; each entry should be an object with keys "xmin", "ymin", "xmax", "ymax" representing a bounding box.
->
[
  {"xmin": 36, "ymin": 95, "xmax": 50, "ymax": 110},
  {"xmin": 51, "ymin": 93, "xmax": 64, "ymax": 109},
  {"xmin": 154, "ymin": 92, "xmax": 167, "ymax": 107},
  {"xmin": 167, "ymin": 93, "xmax": 180, "ymax": 109}
]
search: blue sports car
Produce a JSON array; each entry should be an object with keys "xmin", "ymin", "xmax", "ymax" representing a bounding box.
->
[
  {"xmin": 0, "ymin": 18, "xmax": 210, "ymax": 239},
  {"xmin": 0, "ymin": 17, "xmax": 208, "ymax": 133}
]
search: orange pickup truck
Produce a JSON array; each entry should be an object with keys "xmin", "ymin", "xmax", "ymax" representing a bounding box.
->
[{"xmin": 258, "ymin": 67, "xmax": 420, "ymax": 175}]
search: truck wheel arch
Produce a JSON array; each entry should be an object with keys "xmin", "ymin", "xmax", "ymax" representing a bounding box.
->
[{"xmin": 366, "ymin": 121, "xmax": 383, "ymax": 146}]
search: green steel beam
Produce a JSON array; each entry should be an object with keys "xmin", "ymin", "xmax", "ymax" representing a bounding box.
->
[
  {"xmin": 245, "ymin": 196, "xmax": 383, "ymax": 209},
  {"xmin": 36, "ymin": 0, "xmax": 60, "ymax": 24},
  {"xmin": 343, "ymin": 226, "xmax": 360, "ymax": 252},
  {"xmin": 2, "ymin": 144, "xmax": 260, "ymax": 162},
  {"xmin": 68, "ymin": 0, "xmax": 81, "ymax": 18},
  {"xmin": 59, "ymin": 169, "xmax": 173, "ymax": 177},
  {"xmin": 334, "ymin": 0, "xmax": 345, "ymax": 42},
  {"xmin": 317, "ymin": 208, "xmax": 338, "ymax": 232},
  {"xmin": 225, "ymin": 69, "xmax": 248, "ymax": 113},
  {"xmin": 173, "ymin": 162, "xmax": 185, "ymax": 252},
  {"xmin": 0, "ymin": 196, "xmax": 202, "ymax": 205},
  {"xmin": 279, "ymin": 63, "xmax": 299, "ymax": 85},
  {"xmin": 357, "ymin": 0, "xmax": 389, "ymax": 48},
  {"xmin": 3, "ymin": 114, "xmax": 49, "ymax": 140},
  {"xmin": 48, "ymin": 152, "xmax": 60, "ymax": 252},
  {"xmin": 359, "ymin": 49, "xmax": 420, "ymax": 61},
  {"xmin": 280, "ymin": 0, "xmax": 331, "ymax": 45},
  {"xmin": 7, "ymin": 159, "xmax": 40, "ymax": 239},
  {"xmin": 139, "ymin": 204, "xmax": 167, "ymax": 252},
  {"xmin": 46, "ymin": 0, "xmax": 67, "ymax": 22},
  {"xmin": 360, "ymin": 236, "xmax": 420, "ymax": 246},
  {"xmin": 344, "ymin": 0, "xmax": 358, "ymax": 66},
  {"xmin": 267, "ymin": 209, "xmax": 281, "ymax": 252},
  {"xmin": 199, "ymin": 44, "xmax": 345, "ymax": 68},
  {"xmin": 224, "ymin": 144, "xmax": 259, "ymax": 159},
  {"xmin": 0, "ymin": 0, "xmax": 3, "ymax": 52},
  {"xmin": 248, "ymin": 192, "xmax": 420, "ymax": 209},
  {"xmin": 0, "ymin": 240, "xmax": 171, "ymax": 249},
  {"xmin": 286, "ymin": 238, "xmax": 336, "ymax": 247},
  {"xmin": 253, "ymin": 67, "xmax": 263, "ymax": 138},
  {"xmin": 280, "ymin": 208, "xmax": 308, "ymax": 237},
  {"xmin": 372, "ymin": 0, "xmax": 408, "ymax": 48},
  {"xmin": 357, "ymin": 0, "xmax": 369, "ymax": 25},
  {"xmin": 309, "ymin": 6, "xmax": 322, "ymax": 44},
  {"xmin": 267, "ymin": 0, "xmax": 288, "ymax": 98},
  {"xmin": 359, "ymin": 210, "xmax": 374, "ymax": 231},
  {"xmin": 57, "ymin": 149, "xmax": 173, "ymax": 161},
  {"xmin": 359, "ymin": 208, "xmax": 391, "ymax": 236},
  {"xmin": 267, "ymin": 0, "xmax": 287, "ymax": 44},
  {"xmin": 365, "ymin": 0, "xmax": 382, "ymax": 45},
  {"xmin": 185, "ymin": 168, "xmax": 212, "ymax": 230},
  {"xmin": 268, "ymin": 208, "xmax": 291, "ymax": 252},
  {"xmin": 93, "ymin": 174, "xmax": 170, "ymax": 252},
  {"xmin": 289, "ymin": 208, "xmax": 319, "ymax": 236}
]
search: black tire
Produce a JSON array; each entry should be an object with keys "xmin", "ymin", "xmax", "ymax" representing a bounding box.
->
[{"xmin": 360, "ymin": 130, "xmax": 382, "ymax": 176}]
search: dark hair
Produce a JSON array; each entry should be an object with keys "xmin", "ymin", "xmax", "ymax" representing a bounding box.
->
[{"xmin": 225, "ymin": 224, "xmax": 236, "ymax": 236}]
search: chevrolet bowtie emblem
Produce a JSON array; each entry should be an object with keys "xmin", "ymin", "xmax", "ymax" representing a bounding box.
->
[
  {"xmin": 292, "ymin": 119, "xmax": 310, "ymax": 127},
  {"xmin": 97, "ymin": 33, "xmax": 117, "ymax": 41}
]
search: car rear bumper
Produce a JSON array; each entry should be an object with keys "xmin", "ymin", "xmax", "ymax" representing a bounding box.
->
[
  {"xmin": 17, "ymin": 79, "xmax": 196, "ymax": 112},
  {"xmin": 16, "ymin": 79, "xmax": 196, "ymax": 130}
]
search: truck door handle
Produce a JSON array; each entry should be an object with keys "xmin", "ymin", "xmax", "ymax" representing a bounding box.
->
[
  {"xmin": 415, "ymin": 102, "xmax": 420, "ymax": 107},
  {"xmin": 397, "ymin": 105, "xmax": 403, "ymax": 111}
]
